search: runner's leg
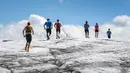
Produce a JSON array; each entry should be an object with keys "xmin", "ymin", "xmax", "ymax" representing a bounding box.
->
[
  {"xmin": 46, "ymin": 29, "xmax": 49, "ymax": 40},
  {"xmin": 56, "ymin": 29, "xmax": 60, "ymax": 38},
  {"xmin": 87, "ymin": 30, "xmax": 89, "ymax": 38},
  {"xmin": 95, "ymin": 31, "xmax": 96, "ymax": 38},
  {"xmin": 27, "ymin": 34, "xmax": 32, "ymax": 52},
  {"xmin": 48, "ymin": 28, "xmax": 51, "ymax": 39},
  {"xmin": 25, "ymin": 43, "xmax": 28, "ymax": 51},
  {"xmin": 49, "ymin": 28, "xmax": 51, "ymax": 36},
  {"xmin": 85, "ymin": 30, "xmax": 87, "ymax": 38},
  {"xmin": 27, "ymin": 43, "xmax": 30, "ymax": 52},
  {"xmin": 58, "ymin": 29, "xmax": 60, "ymax": 38},
  {"xmin": 97, "ymin": 31, "xmax": 99, "ymax": 38},
  {"xmin": 56, "ymin": 29, "xmax": 58, "ymax": 39},
  {"xmin": 25, "ymin": 34, "xmax": 28, "ymax": 51}
]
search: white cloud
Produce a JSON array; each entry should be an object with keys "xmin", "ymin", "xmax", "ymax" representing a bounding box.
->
[
  {"xmin": 29, "ymin": 14, "xmax": 46, "ymax": 25},
  {"xmin": 113, "ymin": 15, "xmax": 130, "ymax": 26},
  {"xmin": 0, "ymin": 14, "xmax": 130, "ymax": 40},
  {"xmin": 100, "ymin": 15, "xmax": 130, "ymax": 39},
  {"xmin": 59, "ymin": 0, "xmax": 63, "ymax": 3},
  {"xmin": 0, "ymin": 14, "xmax": 47, "ymax": 40}
]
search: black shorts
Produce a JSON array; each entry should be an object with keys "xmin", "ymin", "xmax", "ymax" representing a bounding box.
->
[
  {"xmin": 46, "ymin": 28, "xmax": 51, "ymax": 34},
  {"xmin": 108, "ymin": 35, "xmax": 111, "ymax": 38},
  {"xmin": 95, "ymin": 30, "xmax": 99, "ymax": 32},
  {"xmin": 56, "ymin": 29, "xmax": 60, "ymax": 33},
  {"xmin": 26, "ymin": 34, "xmax": 32, "ymax": 43},
  {"xmin": 85, "ymin": 29, "xmax": 89, "ymax": 32}
]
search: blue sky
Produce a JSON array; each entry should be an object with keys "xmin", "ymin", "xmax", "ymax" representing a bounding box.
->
[{"xmin": 0, "ymin": 0, "xmax": 130, "ymax": 25}]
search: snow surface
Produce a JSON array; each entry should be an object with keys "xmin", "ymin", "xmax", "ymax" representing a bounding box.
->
[{"xmin": 0, "ymin": 37, "xmax": 130, "ymax": 73}]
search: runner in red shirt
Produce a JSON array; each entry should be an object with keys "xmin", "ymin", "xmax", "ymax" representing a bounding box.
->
[
  {"xmin": 54, "ymin": 19, "xmax": 62, "ymax": 39},
  {"xmin": 95, "ymin": 23, "xmax": 99, "ymax": 38}
]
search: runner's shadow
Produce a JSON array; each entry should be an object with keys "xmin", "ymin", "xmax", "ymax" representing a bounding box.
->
[
  {"xmin": 39, "ymin": 40, "xmax": 47, "ymax": 41},
  {"xmin": 32, "ymin": 46, "xmax": 45, "ymax": 48},
  {"xmin": 3, "ymin": 40, "xmax": 13, "ymax": 42}
]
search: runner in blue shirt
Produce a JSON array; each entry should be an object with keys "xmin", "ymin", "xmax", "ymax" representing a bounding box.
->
[
  {"xmin": 107, "ymin": 28, "xmax": 112, "ymax": 39},
  {"xmin": 84, "ymin": 21, "xmax": 90, "ymax": 38},
  {"xmin": 44, "ymin": 18, "xmax": 53, "ymax": 40}
]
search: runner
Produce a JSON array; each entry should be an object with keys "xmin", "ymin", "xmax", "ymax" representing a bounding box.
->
[
  {"xmin": 23, "ymin": 22, "xmax": 34, "ymax": 52},
  {"xmin": 44, "ymin": 18, "xmax": 53, "ymax": 40},
  {"xmin": 84, "ymin": 21, "xmax": 90, "ymax": 38},
  {"xmin": 54, "ymin": 19, "xmax": 62, "ymax": 39},
  {"xmin": 107, "ymin": 28, "xmax": 112, "ymax": 39},
  {"xmin": 95, "ymin": 23, "xmax": 99, "ymax": 38}
]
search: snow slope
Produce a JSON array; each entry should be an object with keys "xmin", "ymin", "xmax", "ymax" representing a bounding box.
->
[{"xmin": 0, "ymin": 38, "xmax": 130, "ymax": 73}]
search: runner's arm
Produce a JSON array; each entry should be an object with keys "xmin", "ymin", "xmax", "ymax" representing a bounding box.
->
[
  {"xmin": 84, "ymin": 24, "xmax": 85, "ymax": 28},
  {"xmin": 22, "ymin": 29, "xmax": 25, "ymax": 37},
  {"xmin": 43, "ymin": 24, "xmax": 46, "ymax": 29}
]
